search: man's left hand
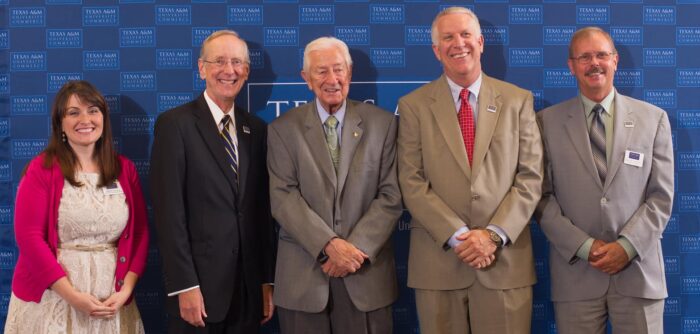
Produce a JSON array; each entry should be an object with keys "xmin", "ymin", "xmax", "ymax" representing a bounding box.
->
[
  {"xmin": 589, "ymin": 242, "xmax": 630, "ymax": 275},
  {"xmin": 260, "ymin": 284, "xmax": 274, "ymax": 324}
]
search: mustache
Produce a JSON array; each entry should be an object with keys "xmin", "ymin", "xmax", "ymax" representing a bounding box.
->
[{"xmin": 585, "ymin": 67, "xmax": 605, "ymax": 76}]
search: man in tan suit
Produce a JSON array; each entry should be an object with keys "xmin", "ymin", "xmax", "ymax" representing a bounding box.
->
[
  {"xmin": 267, "ymin": 37, "xmax": 402, "ymax": 333},
  {"xmin": 397, "ymin": 7, "xmax": 543, "ymax": 334},
  {"xmin": 536, "ymin": 27, "xmax": 673, "ymax": 334}
]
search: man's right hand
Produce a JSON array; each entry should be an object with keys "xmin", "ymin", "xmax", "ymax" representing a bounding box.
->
[
  {"xmin": 322, "ymin": 238, "xmax": 368, "ymax": 277},
  {"xmin": 178, "ymin": 288, "xmax": 207, "ymax": 327}
]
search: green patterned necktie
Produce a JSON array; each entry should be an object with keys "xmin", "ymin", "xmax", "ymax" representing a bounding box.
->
[{"xmin": 324, "ymin": 115, "xmax": 340, "ymax": 170}]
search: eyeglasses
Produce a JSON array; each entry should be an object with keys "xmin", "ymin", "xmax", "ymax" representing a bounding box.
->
[
  {"xmin": 202, "ymin": 58, "xmax": 247, "ymax": 68},
  {"xmin": 570, "ymin": 51, "xmax": 616, "ymax": 64}
]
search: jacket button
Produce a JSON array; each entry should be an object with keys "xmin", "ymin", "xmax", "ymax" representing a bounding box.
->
[
  {"xmin": 119, "ymin": 256, "xmax": 126, "ymax": 263},
  {"xmin": 117, "ymin": 279, "xmax": 124, "ymax": 286},
  {"xmin": 123, "ymin": 233, "xmax": 129, "ymax": 239},
  {"xmin": 600, "ymin": 197, "xmax": 608, "ymax": 204}
]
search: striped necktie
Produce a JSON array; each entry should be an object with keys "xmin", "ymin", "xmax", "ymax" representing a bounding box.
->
[
  {"xmin": 590, "ymin": 104, "xmax": 607, "ymax": 184},
  {"xmin": 220, "ymin": 115, "xmax": 239, "ymax": 183}
]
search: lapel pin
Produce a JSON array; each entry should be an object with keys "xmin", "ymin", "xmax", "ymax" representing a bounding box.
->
[
  {"xmin": 487, "ymin": 105, "xmax": 497, "ymax": 113},
  {"xmin": 624, "ymin": 120, "xmax": 634, "ymax": 128},
  {"xmin": 242, "ymin": 125, "xmax": 251, "ymax": 134},
  {"xmin": 353, "ymin": 131, "xmax": 359, "ymax": 137}
]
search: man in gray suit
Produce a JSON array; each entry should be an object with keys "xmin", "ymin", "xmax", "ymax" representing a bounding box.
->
[
  {"xmin": 536, "ymin": 26, "xmax": 674, "ymax": 334},
  {"xmin": 267, "ymin": 36, "xmax": 402, "ymax": 334}
]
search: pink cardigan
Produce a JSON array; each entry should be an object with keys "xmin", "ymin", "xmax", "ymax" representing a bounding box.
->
[{"xmin": 12, "ymin": 154, "xmax": 149, "ymax": 303}]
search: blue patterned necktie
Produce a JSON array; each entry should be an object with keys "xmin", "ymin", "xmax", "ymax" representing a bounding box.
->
[{"xmin": 220, "ymin": 115, "xmax": 239, "ymax": 183}]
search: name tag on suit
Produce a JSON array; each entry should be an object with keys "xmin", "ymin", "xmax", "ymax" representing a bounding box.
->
[{"xmin": 624, "ymin": 150, "xmax": 644, "ymax": 167}]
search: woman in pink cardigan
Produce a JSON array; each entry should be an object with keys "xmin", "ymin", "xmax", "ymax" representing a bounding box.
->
[{"xmin": 4, "ymin": 80, "xmax": 149, "ymax": 333}]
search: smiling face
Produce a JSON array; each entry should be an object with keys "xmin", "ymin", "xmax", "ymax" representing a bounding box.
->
[
  {"xmin": 432, "ymin": 12, "xmax": 484, "ymax": 87},
  {"xmin": 568, "ymin": 31, "xmax": 618, "ymax": 102},
  {"xmin": 61, "ymin": 94, "xmax": 103, "ymax": 153},
  {"xmin": 198, "ymin": 34, "xmax": 250, "ymax": 111},
  {"xmin": 301, "ymin": 47, "xmax": 352, "ymax": 114}
]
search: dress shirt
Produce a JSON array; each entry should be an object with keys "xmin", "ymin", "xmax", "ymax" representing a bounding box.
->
[{"xmin": 316, "ymin": 98, "xmax": 347, "ymax": 146}]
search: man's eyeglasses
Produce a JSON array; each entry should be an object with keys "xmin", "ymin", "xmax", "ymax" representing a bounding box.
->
[
  {"xmin": 202, "ymin": 58, "xmax": 247, "ymax": 68},
  {"xmin": 570, "ymin": 51, "xmax": 616, "ymax": 64}
]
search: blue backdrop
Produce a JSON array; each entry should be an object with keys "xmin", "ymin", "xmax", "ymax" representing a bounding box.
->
[{"xmin": 1, "ymin": 1, "xmax": 699, "ymax": 333}]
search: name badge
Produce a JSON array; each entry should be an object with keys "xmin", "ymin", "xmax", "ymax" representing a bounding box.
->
[
  {"xmin": 623, "ymin": 150, "xmax": 644, "ymax": 167},
  {"xmin": 103, "ymin": 182, "xmax": 123, "ymax": 195}
]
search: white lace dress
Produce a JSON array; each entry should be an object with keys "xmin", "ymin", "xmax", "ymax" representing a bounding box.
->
[{"xmin": 4, "ymin": 172, "xmax": 145, "ymax": 334}]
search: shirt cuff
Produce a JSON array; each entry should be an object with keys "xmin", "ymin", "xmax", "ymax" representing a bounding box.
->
[
  {"xmin": 167, "ymin": 285, "xmax": 200, "ymax": 297},
  {"xmin": 576, "ymin": 238, "xmax": 594, "ymax": 261},
  {"xmin": 485, "ymin": 225, "xmax": 509, "ymax": 246},
  {"xmin": 616, "ymin": 237, "xmax": 638, "ymax": 260},
  {"xmin": 447, "ymin": 226, "xmax": 470, "ymax": 248}
]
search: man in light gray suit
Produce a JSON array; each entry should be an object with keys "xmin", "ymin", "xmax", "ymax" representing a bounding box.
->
[
  {"xmin": 267, "ymin": 36, "xmax": 402, "ymax": 334},
  {"xmin": 536, "ymin": 27, "xmax": 674, "ymax": 334}
]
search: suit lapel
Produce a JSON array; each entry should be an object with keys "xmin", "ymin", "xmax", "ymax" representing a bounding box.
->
[
  {"xmin": 337, "ymin": 102, "xmax": 363, "ymax": 197},
  {"xmin": 605, "ymin": 93, "xmax": 634, "ymax": 189},
  {"xmin": 193, "ymin": 95, "xmax": 239, "ymax": 195},
  {"xmin": 471, "ymin": 75, "xmax": 501, "ymax": 179},
  {"xmin": 430, "ymin": 76, "xmax": 471, "ymax": 180},
  {"xmin": 234, "ymin": 106, "xmax": 250, "ymax": 201},
  {"xmin": 563, "ymin": 98, "xmax": 603, "ymax": 189},
  {"xmin": 303, "ymin": 101, "xmax": 337, "ymax": 187}
]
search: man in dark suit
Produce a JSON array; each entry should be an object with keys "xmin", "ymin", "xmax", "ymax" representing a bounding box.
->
[
  {"xmin": 267, "ymin": 36, "xmax": 402, "ymax": 334},
  {"xmin": 150, "ymin": 30, "xmax": 275, "ymax": 333}
]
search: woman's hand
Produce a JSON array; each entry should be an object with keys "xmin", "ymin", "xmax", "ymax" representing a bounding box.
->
[
  {"xmin": 102, "ymin": 289, "xmax": 130, "ymax": 312},
  {"xmin": 66, "ymin": 290, "xmax": 116, "ymax": 318}
]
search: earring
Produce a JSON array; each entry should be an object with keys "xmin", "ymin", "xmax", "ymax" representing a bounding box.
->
[{"xmin": 61, "ymin": 131, "xmax": 67, "ymax": 143}]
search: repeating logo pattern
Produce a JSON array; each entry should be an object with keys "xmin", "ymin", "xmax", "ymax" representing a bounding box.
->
[{"xmin": 0, "ymin": 2, "xmax": 698, "ymax": 334}]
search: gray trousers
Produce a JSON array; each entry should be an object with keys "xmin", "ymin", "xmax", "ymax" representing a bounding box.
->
[
  {"xmin": 554, "ymin": 280, "xmax": 664, "ymax": 334},
  {"xmin": 278, "ymin": 278, "xmax": 393, "ymax": 334}
]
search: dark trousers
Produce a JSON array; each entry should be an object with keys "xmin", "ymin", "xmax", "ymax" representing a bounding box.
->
[{"xmin": 278, "ymin": 278, "xmax": 393, "ymax": 334}]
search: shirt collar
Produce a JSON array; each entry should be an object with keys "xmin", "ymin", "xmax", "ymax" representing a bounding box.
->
[
  {"xmin": 446, "ymin": 72, "xmax": 483, "ymax": 105},
  {"xmin": 204, "ymin": 90, "xmax": 235, "ymax": 128},
  {"xmin": 581, "ymin": 89, "xmax": 615, "ymax": 117},
  {"xmin": 316, "ymin": 99, "xmax": 347, "ymax": 127}
]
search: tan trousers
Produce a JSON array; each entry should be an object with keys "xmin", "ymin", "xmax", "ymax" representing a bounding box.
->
[
  {"xmin": 554, "ymin": 280, "xmax": 664, "ymax": 334},
  {"xmin": 415, "ymin": 279, "xmax": 532, "ymax": 334}
]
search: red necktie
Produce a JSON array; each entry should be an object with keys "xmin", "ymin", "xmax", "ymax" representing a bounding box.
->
[{"xmin": 458, "ymin": 88, "xmax": 475, "ymax": 165}]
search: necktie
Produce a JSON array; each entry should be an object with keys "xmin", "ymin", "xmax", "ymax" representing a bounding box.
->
[
  {"xmin": 324, "ymin": 115, "xmax": 340, "ymax": 170},
  {"xmin": 590, "ymin": 104, "xmax": 607, "ymax": 184},
  {"xmin": 458, "ymin": 89, "xmax": 475, "ymax": 165},
  {"xmin": 220, "ymin": 115, "xmax": 239, "ymax": 183}
]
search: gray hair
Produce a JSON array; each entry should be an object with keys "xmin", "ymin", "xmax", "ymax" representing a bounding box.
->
[
  {"xmin": 431, "ymin": 6, "xmax": 482, "ymax": 46},
  {"xmin": 568, "ymin": 26, "xmax": 617, "ymax": 58},
  {"xmin": 199, "ymin": 29, "xmax": 250, "ymax": 64},
  {"xmin": 303, "ymin": 37, "xmax": 353, "ymax": 72}
]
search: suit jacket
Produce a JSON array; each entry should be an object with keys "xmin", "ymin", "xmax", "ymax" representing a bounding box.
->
[
  {"xmin": 536, "ymin": 90, "xmax": 674, "ymax": 301},
  {"xmin": 150, "ymin": 94, "xmax": 275, "ymax": 322},
  {"xmin": 267, "ymin": 99, "xmax": 402, "ymax": 313},
  {"xmin": 397, "ymin": 74, "xmax": 543, "ymax": 290}
]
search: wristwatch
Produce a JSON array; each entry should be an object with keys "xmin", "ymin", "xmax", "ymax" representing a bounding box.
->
[{"xmin": 486, "ymin": 229, "xmax": 503, "ymax": 248}]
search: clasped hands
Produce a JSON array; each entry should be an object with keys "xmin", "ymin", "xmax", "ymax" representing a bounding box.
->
[
  {"xmin": 453, "ymin": 229, "xmax": 497, "ymax": 269},
  {"xmin": 67, "ymin": 288, "xmax": 131, "ymax": 319},
  {"xmin": 321, "ymin": 238, "xmax": 368, "ymax": 278},
  {"xmin": 588, "ymin": 239, "xmax": 630, "ymax": 275}
]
